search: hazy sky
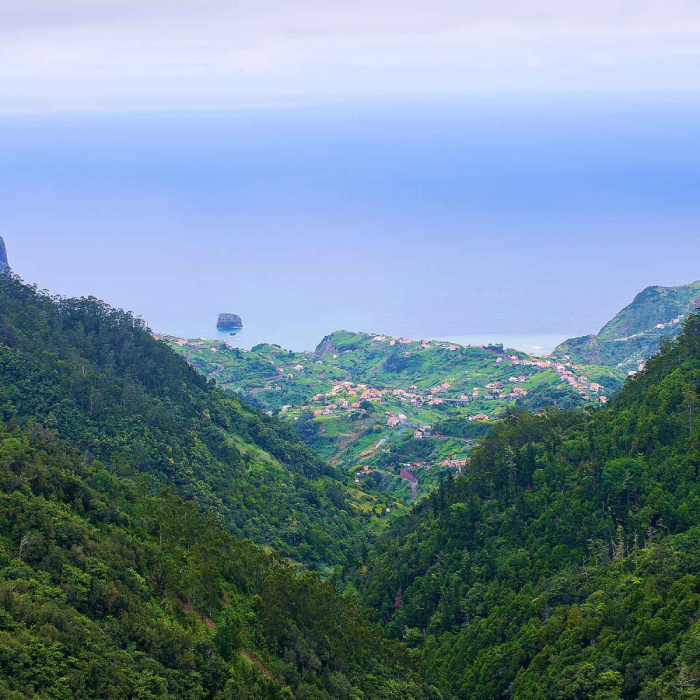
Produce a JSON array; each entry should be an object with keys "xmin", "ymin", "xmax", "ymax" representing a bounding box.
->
[
  {"xmin": 3, "ymin": 97, "xmax": 700, "ymax": 347},
  {"xmin": 2, "ymin": 4, "xmax": 699, "ymax": 349},
  {"xmin": 2, "ymin": 1, "xmax": 700, "ymax": 112}
]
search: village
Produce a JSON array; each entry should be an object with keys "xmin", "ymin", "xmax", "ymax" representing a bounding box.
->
[
  {"xmin": 297, "ymin": 344, "xmax": 610, "ymax": 424},
  {"xmin": 160, "ymin": 331, "xmax": 613, "ymax": 429},
  {"xmin": 159, "ymin": 330, "xmax": 622, "ymax": 504}
]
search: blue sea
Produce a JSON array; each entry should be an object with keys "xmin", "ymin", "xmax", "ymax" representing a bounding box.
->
[{"xmin": 3, "ymin": 94, "xmax": 700, "ymax": 353}]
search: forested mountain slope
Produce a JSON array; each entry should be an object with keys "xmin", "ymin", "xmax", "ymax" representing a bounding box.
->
[
  {"xmin": 0, "ymin": 422, "xmax": 438, "ymax": 698},
  {"xmin": 0, "ymin": 274, "xmax": 440, "ymax": 697},
  {"xmin": 0, "ymin": 274, "xmax": 364, "ymax": 569},
  {"xmin": 349, "ymin": 314, "xmax": 700, "ymax": 699}
]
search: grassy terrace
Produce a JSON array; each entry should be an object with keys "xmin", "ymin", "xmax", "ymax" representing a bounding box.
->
[{"xmin": 165, "ymin": 330, "xmax": 625, "ymax": 503}]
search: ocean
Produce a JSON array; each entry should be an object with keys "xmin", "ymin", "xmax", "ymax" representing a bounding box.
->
[{"xmin": 3, "ymin": 94, "xmax": 700, "ymax": 353}]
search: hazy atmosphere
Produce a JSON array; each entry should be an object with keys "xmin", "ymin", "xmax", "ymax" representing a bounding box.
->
[
  {"xmin": 5, "ymin": 95, "xmax": 700, "ymax": 349},
  {"xmin": 1, "ymin": 3, "xmax": 700, "ymax": 698},
  {"xmin": 4, "ymin": 0, "xmax": 698, "ymax": 350},
  {"xmin": 3, "ymin": 1, "xmax": 700, "ymax": 111}
]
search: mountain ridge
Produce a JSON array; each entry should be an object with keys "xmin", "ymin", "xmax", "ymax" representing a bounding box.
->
[{"xmin": 552, "ymin": 279, "xmax": 700, "ymax": 368}]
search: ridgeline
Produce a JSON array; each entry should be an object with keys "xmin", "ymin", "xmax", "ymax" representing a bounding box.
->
[{"xmin": 552, "ymin": 280, "xmax": 700, "ymax": 370}]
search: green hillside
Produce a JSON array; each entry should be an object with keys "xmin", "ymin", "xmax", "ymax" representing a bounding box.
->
[
  {"xmin": 347, "ymin": 313, "xmax": 700, "ymax": 699},
  {"xmin": 0, "ymin": 420, "xmax": 439, "ymax": 698},
  {"xmin": 2, "ymin": 268, "xmax": 700, "ymax": 698},
  {"xmin": 0, "ymin": 275, "xmax": 374, "ymax": 570},
  {"xmin": 0, "ymin": 273, "xmax": 441, "ymax": 698},
  {"xmin": 553, "ymin": 280, "xmax": 700, "ymax": 369},
  {"xmin": 166, "ymin": 331, "xmax": 623, "ymax": 505}
]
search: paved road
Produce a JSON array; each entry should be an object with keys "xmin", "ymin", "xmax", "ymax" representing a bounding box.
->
[
  {"xmin": 208, "ymin": 362, "xmax": 225, "ymax": 378},
  {"xmin": 400, "ymin": 468, "xmax": 418, "ymax": 503}
]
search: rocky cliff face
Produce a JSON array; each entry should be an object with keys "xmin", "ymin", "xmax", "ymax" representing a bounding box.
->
[
  {"xmin": 217, "ymin": 313, "xmax": 243, "ymax": 330},
  {"xmin": 0, "ymin": 237, "xmax": 8, "ymax": 270},
  {"xmin": 314, "ymin": 330, "xmax": 369, "ymax": 356}
]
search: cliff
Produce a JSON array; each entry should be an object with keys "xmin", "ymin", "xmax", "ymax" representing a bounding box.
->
[
  {"xmin": 314, "ymin": 330, "xmax": 370, "ymax": 356},
  {"xmin": 314, "ymin": 333, "xmax": 337, "ymax": 356},
  {"xmin": 0, "ymin": 236, "xmax": 8, "ymax": 270}
]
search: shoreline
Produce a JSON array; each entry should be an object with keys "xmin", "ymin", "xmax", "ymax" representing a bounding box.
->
[{"xmin": 154, "ymin": 328, "xmax": 574, "ymax": 358}]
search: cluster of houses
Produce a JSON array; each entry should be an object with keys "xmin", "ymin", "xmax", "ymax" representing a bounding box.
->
[
  {"xmin": 507, "ymin": 355, "xmax": 610, "ymax": 403},
  {"xmin": 312, "ymin": 381, "xmax": 429, "ymax": 412},
  {"xmin": 412, "ymin": 425, "xmax": 433, "ymax": 439},
  {"xmin": 367, "ymin": 334, "xmax": 465, "ymax": 352},
  {"xmin": 442, "ymin": 458, "xmax": 467, "ymax": 474},
  {"xmin": 370, "ymin": 335, "xmax": 414, "ymax": 346},
  {"xmin": 614, "ymin": 314, "xmax": 687, "ymax": 343},
  {"xmin": 550, "ymin": 363, "xmax": 608, "ymax": 401},
  {"xmin": 306, "ymin": 354, "xmax": 613, "ymax": 425}
]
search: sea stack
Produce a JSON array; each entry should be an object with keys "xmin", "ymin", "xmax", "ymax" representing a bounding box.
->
[
  {"xmin": 0, "ymin": 237, "xmax": 8, "ymax": 271},
  {"xmin": 217, "ymin": 313, "xmax": 243, "ymax": 330}
]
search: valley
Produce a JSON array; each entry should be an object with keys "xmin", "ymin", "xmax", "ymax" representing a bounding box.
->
[
  {"xmin": 162, "ymin": 330, "xmax": 624, "ymax": 503},
  {"xmin": 4, "ymin": 3, "xmax": 700, "ymax": 690},
  {"xmin": 164, "ymin": 281, "xmax": 700, "ymax": 512},
  {"xmin": 0, "ymin": 261, "xmax": 698, "ymax": 698}
]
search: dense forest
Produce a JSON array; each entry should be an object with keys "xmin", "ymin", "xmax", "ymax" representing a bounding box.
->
[
  {"xmin": 345, "ymin": 313, "xmax": 700, "ymax": 698},
  {"xmin": 0, "ymin": 274, "xmax": 370, "ymax": 570},
  {"xmin": 0, "ymin": 273, "xmax": 441, "ymax": 697},
  {"xmin": 0, "ymin": 421, "xmax": 441, "ymax": 697}
]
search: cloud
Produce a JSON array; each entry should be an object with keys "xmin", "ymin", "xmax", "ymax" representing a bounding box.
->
[{"xmin": 1, "ymin": 1, "xmax": 699, "ymax": 111}]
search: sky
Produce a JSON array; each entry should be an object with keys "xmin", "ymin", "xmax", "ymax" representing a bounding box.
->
[
  {"xmin": 3, "ymin": 96, "xmax": 700, "ymax": 349},
  {"xmin": 2, "ymin": 1, "xmax": 700, "ymax": 112},
  {"xmin": 1, "ymin": 3, "xmax": 699, "ymax": 350}
]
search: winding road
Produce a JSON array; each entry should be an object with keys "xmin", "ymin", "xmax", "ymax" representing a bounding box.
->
[
  {"xmin": 185, "ymin": 348, "xmax": 227, "ymax": 380},
  {"xmin": 400, "ymin": 468, "xmax": 418, "ymax": 503}
]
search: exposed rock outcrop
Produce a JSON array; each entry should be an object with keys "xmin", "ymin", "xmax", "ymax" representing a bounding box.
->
[
  {"xmin": 0, "ymin": 237, "xmax": 8, "ymax": 270},
  {"xmin": 217, "ymin": 313, "xmax": 243, "ymax": 330},
  {"xmin": 314, "ymin": 334, "xmax": 337, "ymax": 357}
]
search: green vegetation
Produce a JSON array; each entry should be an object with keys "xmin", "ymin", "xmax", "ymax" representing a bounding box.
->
[
  {"xmin": 0, "ymin": 423, "xmax": 440, "ymax": 698},
  {"xmin": 0, "ymin": 275, "xmax": 377, "ymax": 570},
  {"xmin": 0, "ymin": 274, "xmax": 441, "ymax": 698},
  {"xmin": 3, "ymin": 268, "xmax": 700, "ymax": 698},
  {"xmin": 553, "ymin": 280, "xmax": 700, "ymax": 369},
  {"xmin": 167, "ymin": 331, "xmax": 623, "ymax": 504},
  {"xmin": 345, "ymin": 313, "xmax": 700, "ymax": 698}
]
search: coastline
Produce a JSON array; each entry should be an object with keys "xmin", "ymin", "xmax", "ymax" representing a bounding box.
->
[{"xmin": 155, "ymin": 325, "xmax": 573, "ymax": 357}]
